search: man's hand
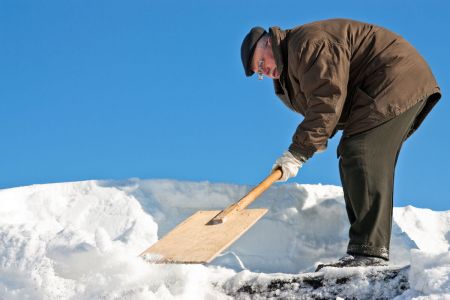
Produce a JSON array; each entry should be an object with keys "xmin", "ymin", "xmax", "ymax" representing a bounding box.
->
[{"xmin": 272, "ymin": 151, "xmax": 304, "ymax": 182}]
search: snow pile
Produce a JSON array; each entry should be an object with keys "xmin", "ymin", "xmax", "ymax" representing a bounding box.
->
[
  {"xmin": 394, "ymin": 205, "xmax": 450, "ymax": 253},
  {"xmin": 0, "ymin": 179, "xmax": 448, "ymax": 299}
]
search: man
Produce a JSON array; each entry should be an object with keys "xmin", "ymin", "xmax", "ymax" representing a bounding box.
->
[{"xmin": 240, "ymin": 19, "xmax": 441, "ymax": 271}]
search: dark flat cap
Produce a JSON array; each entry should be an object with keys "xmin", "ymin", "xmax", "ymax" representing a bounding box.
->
[{"xmin": 241, "ymin": 27, "xmax": 267, "ymax": 77}]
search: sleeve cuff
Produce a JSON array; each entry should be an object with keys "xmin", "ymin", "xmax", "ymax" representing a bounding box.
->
[{"xmin": 288, "ymin": 147, "xmax": 309, "ymax": 163}]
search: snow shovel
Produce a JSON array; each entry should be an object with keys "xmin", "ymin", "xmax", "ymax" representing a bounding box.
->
[{"xmin": 140, "ymin": 168, "xmax": 283, "ymax": 264}]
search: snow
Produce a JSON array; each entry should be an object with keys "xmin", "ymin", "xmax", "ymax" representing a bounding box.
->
[{"xmin": 0, "ymin": 179, "xmax": 449, "ymax": 299}]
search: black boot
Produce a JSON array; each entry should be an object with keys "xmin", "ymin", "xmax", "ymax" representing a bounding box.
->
[{"xmin": 315, "ymin": 254, "xmax": 388, "ymax": 272}]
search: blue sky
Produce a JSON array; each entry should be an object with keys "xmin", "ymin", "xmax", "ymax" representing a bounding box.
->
[{"xmin": 0, "ymin": 0, "xmax": 448, "ymax": 210}]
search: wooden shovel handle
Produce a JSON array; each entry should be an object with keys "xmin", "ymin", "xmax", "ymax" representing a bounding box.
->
[{"xmin": 208, "ymin": 168, "xmax": 282, "ymax": 225}]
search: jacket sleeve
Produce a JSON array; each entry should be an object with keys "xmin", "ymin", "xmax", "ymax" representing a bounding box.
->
[{"xmin": 289, "ymin": 41, "xmax": 350, "ymax": 160}]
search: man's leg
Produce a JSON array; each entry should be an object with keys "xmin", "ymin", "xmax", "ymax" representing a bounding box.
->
[{"xmin": 338, "ymin": 100, "xmax": 426, "ymax": 260}]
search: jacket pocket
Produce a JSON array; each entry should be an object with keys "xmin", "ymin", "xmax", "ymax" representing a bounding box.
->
[{"xmin": 348, "ymin": 87, "xmax": 375, "ymax": 124}]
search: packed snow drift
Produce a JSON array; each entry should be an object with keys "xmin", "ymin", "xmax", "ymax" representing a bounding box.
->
[{"xmin": 0, "ymin": 179, "xmax": 449, "ymax": 299}]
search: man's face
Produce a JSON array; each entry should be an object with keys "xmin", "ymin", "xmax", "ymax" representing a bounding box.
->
[{"xmin": 251, "ymin": 36, "xmax": 280, "ymax": 79}]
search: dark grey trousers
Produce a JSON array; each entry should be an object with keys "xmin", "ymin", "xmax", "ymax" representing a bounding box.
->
[{"xmin": 337, "ymin": 100, "xmax": 426, "ymax": 260}]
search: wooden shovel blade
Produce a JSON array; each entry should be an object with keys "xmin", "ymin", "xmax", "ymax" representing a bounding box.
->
[{"xmin": 139, "ymin": 208, "xmax": 268, "ymax": 264}]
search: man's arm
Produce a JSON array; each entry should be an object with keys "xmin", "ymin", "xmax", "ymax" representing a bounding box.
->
[{"xmin": 289, "ymin": 41, "xmax": 350, "ymax": 160}]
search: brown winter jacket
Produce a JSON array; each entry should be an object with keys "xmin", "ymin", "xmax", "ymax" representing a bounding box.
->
[{"xmin": 270, "ymin": 19, "xmax": 441, "ymax": 160}]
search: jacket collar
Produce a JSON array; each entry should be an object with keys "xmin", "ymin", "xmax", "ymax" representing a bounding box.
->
[
  {"xmin": 269, "ymin": 26, "xmax": 296, "ymax": 111},
  {"xmin": 269, "ymin": 26, "xmax": 287, "ymax": 76}
]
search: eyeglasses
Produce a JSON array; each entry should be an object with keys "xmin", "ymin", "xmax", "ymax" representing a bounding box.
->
[
  {"xmin": 257, "ymin": 59, "xmax": 264, "ymax": 80},
  {"xmin": 256, "ymin": 37, "xmax": 270, "ymax": 80}
]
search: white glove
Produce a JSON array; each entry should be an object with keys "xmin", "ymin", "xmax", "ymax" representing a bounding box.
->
[{"xmin": 272, "ymin": 151, "xmax": 304, "ymax": 182}]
